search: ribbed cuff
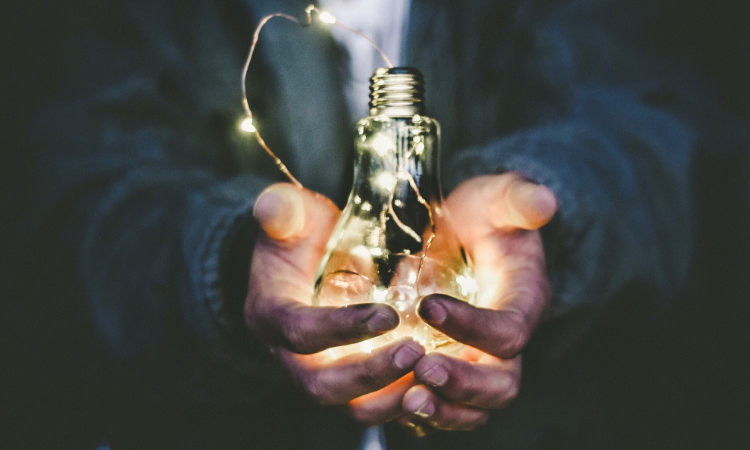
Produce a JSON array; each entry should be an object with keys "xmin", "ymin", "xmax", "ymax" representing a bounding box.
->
[{"xmin": 182, "ymin": 175, "xmax": 286, "ymax": 401}]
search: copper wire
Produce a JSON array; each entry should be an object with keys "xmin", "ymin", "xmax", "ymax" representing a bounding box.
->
[
  {"xmin": 405, "ymin": 171, "xmax": 436, "ymax": 297},
  {"xmin": 242, "ymin": 5, "xmax": 438, "ymax": 304},
  {"xmin": 241, "ymin": 5, "xmax": 393, "ymax": 188}
]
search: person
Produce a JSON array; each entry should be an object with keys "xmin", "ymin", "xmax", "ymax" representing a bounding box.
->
[{"xmin": 17, "ymin": 0, "xmax": 726, "ymax": 448}]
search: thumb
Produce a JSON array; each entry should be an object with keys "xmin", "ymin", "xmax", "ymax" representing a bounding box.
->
[
  {"xmin": 497, "ymin": 176, "xmax": 558, "ymax": 230},
  {"xmin": 250, "ymin": 183, "xmax": 340, "ymax": 293},
  {"xmin": 253, "ymin": 183, "xmax": 307, "ymax": 240},
  {"xmin": 252, "ymin": 183, "xmax": 340, "ymax": 276},
  {"xmin": 449, "ymin": 174, "xmax": 557, "ymax": 233}
]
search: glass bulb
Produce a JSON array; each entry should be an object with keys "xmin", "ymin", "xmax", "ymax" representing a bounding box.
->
[{"xmin": 313, "ymin": 68, "xmax": 476, "ymax": 358}]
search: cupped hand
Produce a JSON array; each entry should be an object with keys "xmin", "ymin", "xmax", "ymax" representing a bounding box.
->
[
  {"xmin": 399, "ymin": 173, "xmax": 558, "ymax": 435},
  {"xmin": 245, "ymin": 183, "xmax": 425, "ymax": 422}
]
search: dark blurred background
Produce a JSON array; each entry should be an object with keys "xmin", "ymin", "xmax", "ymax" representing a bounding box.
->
[{"xmin": 2, "ymin": 1, "xmax": 748, "ymax": 448}]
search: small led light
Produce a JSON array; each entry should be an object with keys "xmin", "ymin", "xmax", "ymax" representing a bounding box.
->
[
  {"xmin": 351, "ymin": 245, "xmax": 371, "ymax": 259},
  {"xmin": 318, "ymin": 11, "xmax": 336, "ymax": 24},
  {"xmin": 374, "ymin": 172, "xmax": 397, "ymax": 191},
  {"xmin": 456, "ymin": 275, "xmax": 479, "ymax": 297},
  {"xmin": 361, "ymin": 339, "xmax": 374, "ymax": 354},
  {"xmin": 372, "ymin": 287, "xmax": 389, "ymax": 302},
  {"xmin": 240, "ymin": 117, "xmax": 256, "ymax": 133},
  {"xmin": 371, "ymin": 134, "xmax": 395, "ymax": 156}
]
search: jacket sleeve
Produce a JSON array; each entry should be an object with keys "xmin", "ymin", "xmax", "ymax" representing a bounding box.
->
[
  {"xmin": 441, "ymin": 0, "xmax": 702, "ymax": 361},
  {"xmin": 28, "ymin": 0, "xmax": 287, "ymax": 402}
]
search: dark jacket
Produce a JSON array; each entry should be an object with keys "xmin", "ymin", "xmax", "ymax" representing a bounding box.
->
[{"xmin": 20, "ymin": 0, "xmax": 718, "ymax": 447}]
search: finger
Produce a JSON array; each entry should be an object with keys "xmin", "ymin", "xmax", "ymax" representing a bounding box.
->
[
  {"xmin": 413, "ymin": 353, "xmax": 521, "ymax": 409},
  {"xmin": 278, "ymin": 339, "xmax": 425, "ymax": 406},
  {"xmin": 346, "ymin": 373, "xmax": 417, "ymax": 426},
  {"xmin": 249, "ymin": 301, "xmax": 400, "ymax": 354},
  {"xmin": 249, "ymin": 184, "xmax": 385, "ymax": 354},
  {"xmin": 253, "ymin": 183, "xmax": 306, "ymax": 240},
  {"xmin": 418, "ymin": 294, "xmax": 534, "ymax": 359},
  {"xmin": 250, "ymin": 184, "xmax": 339, "ymax": 285},
  {"xmin": 403, "ymin": 385, "xmax": 489, "ymax": 431},
  {"xmin": 498, "ymin": 176, "xmax": 557, "ymax": 230},
  {"xmin": 448, "ymin": 174, "xmax": 557, "ymax": 232}
]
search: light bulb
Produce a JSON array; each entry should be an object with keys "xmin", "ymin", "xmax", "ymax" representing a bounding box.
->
[{"xmin": 313, "ymin": 67, "xmax": 476, "ymax": 358}]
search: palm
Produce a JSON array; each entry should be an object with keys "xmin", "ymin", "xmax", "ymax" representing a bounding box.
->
[{"xmin": 396, "ymin": 173, "xmax": 557, "ymax": 433}]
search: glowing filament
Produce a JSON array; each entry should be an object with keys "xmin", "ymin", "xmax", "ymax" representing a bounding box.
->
[
  {"xmin": 372, "ymin": 287, "xmax": 389, "ymax": 302},
  {"xmin": 240, "ymin": 117, "xmax": 256, "ymax": 133},
  {"xmin": 318, "ymin": 11, "xmax": 337, "ymax": 24},
  {"xmin": 456, "ymin": 275, "xmax": 479, "ymax": 297},
  {"xmin": 371, "ymin": 134, "xmax": 395, "ymax": 156},
  {"xmin": 375, "ymin": 172, "xmax": 397, "ymax": 191}
]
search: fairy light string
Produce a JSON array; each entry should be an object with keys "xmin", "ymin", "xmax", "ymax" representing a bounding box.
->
[
  {"xmin": 242, "ymin": 4, "xmax": 437, "ymax": 300},
  {"xmin": 241, "ymin": 5, "xmax": 394, "ymax": 189}
]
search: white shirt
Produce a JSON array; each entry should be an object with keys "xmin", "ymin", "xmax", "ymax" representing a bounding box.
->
[{"xmin": 318, "ymin": 0, "xmax": 411, "ymax": 121}]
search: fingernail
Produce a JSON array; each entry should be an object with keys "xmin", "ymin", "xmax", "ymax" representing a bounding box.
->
[
  {"xmin": 520, "ymin": 183, "xmax": 557, "ymax": 225},
  {"xmin": 531, "ymin": 184, "xmax": 557, "ymax": 212},
  {"xmin": 420, "ymin": 363, "xmax": 449, "ymax": 387},
  {"xmin": 404, "ymin": 389, "xmax": 435, "ymax": 419},
  {"xmin": 366, "ymin": 309, "xmax": 399, "ymax": 333},
  {"xmin": 253, "ymin": 189, "xmax": 279, "ymax": 219},
  {"xmin": 418, "ymin": 296, "xmax": 448, "ymax": 326},
  {"xmin": 394, "ymin": 343, "xmax": 424, "ymax": 370},
  {"xmin": 253, "ymin": 185, "xmax": 305, "ymax": 240}
]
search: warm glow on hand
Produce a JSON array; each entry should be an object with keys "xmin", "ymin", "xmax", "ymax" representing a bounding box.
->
[
  {"xmin": 246, "ymin": 184, "xmax": 426, "ymax": 425},
  {"xmin": 395, "ymin": 173, "xmax": 557, "ymax": 435}
]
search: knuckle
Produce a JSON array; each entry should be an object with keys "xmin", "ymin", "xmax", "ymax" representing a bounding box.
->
[
  {"xmin": 496, "ymin": 311, "xmax": 530, "ymax": 357},
  {"xmin": 465, "ymin": 414, "xmax": 490, "ymax": 431},
  {"xmin": 452, "ymin": 372, "xmax": 479, "ymax": 404},
  {"xmin": 281, "ymin": 317, "xmax": 309, "ymax": 353},
  {"xmin": 489, "ymin": 376, "xmax": 519, "ymax": 408},
  {"xmin": 360, "ymin": 358, "xmax": 388, "ymax": 390},
  {"xmin": 302, "ymin": 372, "xmax": 335, "ymax": 406},
  {"xmin": 334, "ymin": 307, "xmax": 372, "ymax": 340},
  {"xmin": 499, "ymin": 332, "xmax": 527, "ymax": 358},
  {"xmin": 480, "ymin": 175, "xmax": 503, "ymax": 204}
]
